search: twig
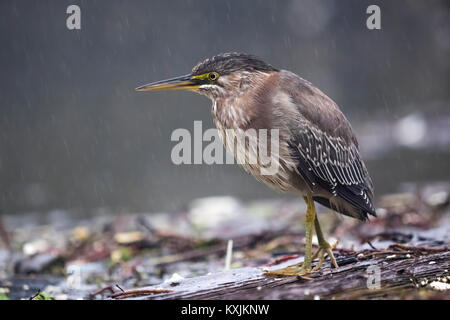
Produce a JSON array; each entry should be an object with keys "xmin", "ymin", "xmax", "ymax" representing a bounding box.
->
[
  {"xmin": 389, "ymin": 243, "xmax": 449, "ymax": 253},
  {"xmin": 111, "ymin": 288, "xmax": 173, "ymax": 299},
  {"xmin": 88, "ymin": 285, "xmax": 116, "ymax": 299},
  {"xmin": 366, "ymin": 240, "xmax": 377, "ymax": 250},
  {"xmin": 265, "ymin": 254, "xmax": 299, "ymax": 267},
  {"xmin": 29, "ymin": 289, "xmax": 41, "ymax": 300},
  {"xmin": 115, "ymin": 284, "xmax": 125, "ymax": 292},
  {"xmin": 224, "ymin": 240, "xmax": 233, "ymax": 270}
]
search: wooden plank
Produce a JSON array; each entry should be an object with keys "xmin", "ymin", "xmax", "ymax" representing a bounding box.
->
[{"xmin": 112, "ymin": 244, "xmax": 450, "ymax": 300}]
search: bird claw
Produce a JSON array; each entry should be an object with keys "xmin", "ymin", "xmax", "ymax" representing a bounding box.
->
[
  {"xmin": 264, "ymin": 262, "xmax": 312, "ymax": 276},
  {"xmin": 264, "ymin": 240, "xmax": 339, "ymax": 276},
  {"xmin": 312, "ymin": 240, "xmax": 339, "ymax": 271}
]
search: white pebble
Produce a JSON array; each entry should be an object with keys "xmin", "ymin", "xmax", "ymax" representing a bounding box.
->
[{"xmin": 429, "ymin": 281, "xmax": 450, "ymax": 291}]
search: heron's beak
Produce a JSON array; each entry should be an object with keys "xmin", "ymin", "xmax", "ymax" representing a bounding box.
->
[{"xmin": 135, "ymin": 74, "xmax": 200, "ymax": 92}]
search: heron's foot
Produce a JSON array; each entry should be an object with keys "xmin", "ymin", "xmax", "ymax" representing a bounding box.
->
[
  {"xmin": 312, "ymin": 240, "xmax": 339, "ymax": 272},
  {"xmin": 264, "ymin": 241, "xmax": 338, "ymax": 276},
  {"xmin": 264, "ymin": 262, "xmax": 312, "ymax": 276},
  {"xmin": 264, "ymin": 249, "xmax": 321, "ymax": 276}
]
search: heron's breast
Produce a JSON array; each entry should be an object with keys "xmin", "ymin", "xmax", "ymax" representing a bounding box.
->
[{"xmin": 213, "ymin": 112, "xmax": 300, "ymax": 193}]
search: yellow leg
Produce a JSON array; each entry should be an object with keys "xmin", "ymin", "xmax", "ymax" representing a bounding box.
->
[
  {"xmin": 264, "ymin": 196, "xmax": 339, "ymax": 276},
  {"xmin": 312, "ymin": 216, "xmax": 339, "ymax": 271},
  {"xmin": 264, "ymin": 195, "xmax": 316, "ymax": 276},
  {"xmin": 303, "ymin": 195, "xmax": 315, "ymax": 270}
]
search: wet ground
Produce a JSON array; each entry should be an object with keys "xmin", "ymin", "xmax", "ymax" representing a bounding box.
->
[{"xmin": 0, "ymin": 182, "xmax": 449, "ymax": 300}]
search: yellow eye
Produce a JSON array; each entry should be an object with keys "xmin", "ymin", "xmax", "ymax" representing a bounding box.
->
[{"xmin": 208, "ymin": 72, "xmax": 219, "ymax": 81}]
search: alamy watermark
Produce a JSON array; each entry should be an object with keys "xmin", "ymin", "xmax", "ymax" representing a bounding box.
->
[
  {"xmin": 366, "ymin": 265, "xmax": 381, "ymax": 289},
  {"xmin": 366, "ymin": 5, "xmax": 381, "ymax": 30},
  {"xmin": 171, "ymin": 121, "xmax": 281, "ymax": 176},
  {"xmin": 66, "ymin": 5, "xmax": 81, "ymax": 30},
  {"xmin": 64, "ymin": 5, "xmax": 380, "ymax": 32}
]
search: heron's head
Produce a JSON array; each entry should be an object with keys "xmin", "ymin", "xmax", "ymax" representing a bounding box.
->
[{"xmin": 136, "ymin": 52, "xmax": 278, "ymax": 100}]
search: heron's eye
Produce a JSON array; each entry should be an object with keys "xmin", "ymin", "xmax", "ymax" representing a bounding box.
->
[{"xmin": 208, "ymin": 72, "xmax": 219, "ymax": 81}]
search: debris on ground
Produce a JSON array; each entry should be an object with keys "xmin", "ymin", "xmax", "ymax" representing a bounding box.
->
[{"xmin": 0, "ymin": 184, "xmax": 449, "ymax": 300}]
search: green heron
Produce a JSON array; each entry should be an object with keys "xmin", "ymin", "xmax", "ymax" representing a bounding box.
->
[{"xmin": 136, "ymin": 52, "xmax": 376, "ymax": 275}]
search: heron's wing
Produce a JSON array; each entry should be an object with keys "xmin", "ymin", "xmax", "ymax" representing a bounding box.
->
[
  {"xmin": 290, "ymin": 124, "xmax": 376, "ymax": 219},
  {"xmin": 281, "ymin": 71, "xmax": 376, "ymax": 219}
]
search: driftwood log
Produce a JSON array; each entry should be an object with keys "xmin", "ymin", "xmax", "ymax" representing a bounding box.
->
[{"xmin": 111, "ymin": 240, "xmax": 450, "ymax": 300}]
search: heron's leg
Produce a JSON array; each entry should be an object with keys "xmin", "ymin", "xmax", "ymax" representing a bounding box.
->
[
  {"xmin": 302, "ymin": 195, "xmax": 315, "ymax": 270},
  {"xmin": 311, "ymin": 216, "xmax": 339, "ymax": 271},
  {"xmin": 264, "ymin": 195, "xmax": 316, "ymax": 276}
]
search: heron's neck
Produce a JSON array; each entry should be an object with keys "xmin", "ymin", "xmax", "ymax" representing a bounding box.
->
[
  {"xmin": 212, "ymin": 97, "xmax": 252, "ymax": 129},
  {"xmin": 211, "ymin": 71, "xmax": 278, "ymax": 129}
]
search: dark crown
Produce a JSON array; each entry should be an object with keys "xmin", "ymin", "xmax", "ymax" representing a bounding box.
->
[{"xmin": 192, "ymin": 52, "xmax": 278, "ymax": 76}]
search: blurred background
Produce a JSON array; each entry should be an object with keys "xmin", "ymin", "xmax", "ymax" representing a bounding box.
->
[{"xmin": 1, "ymin": 0, "xmax": 449, "ymax": 216}]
